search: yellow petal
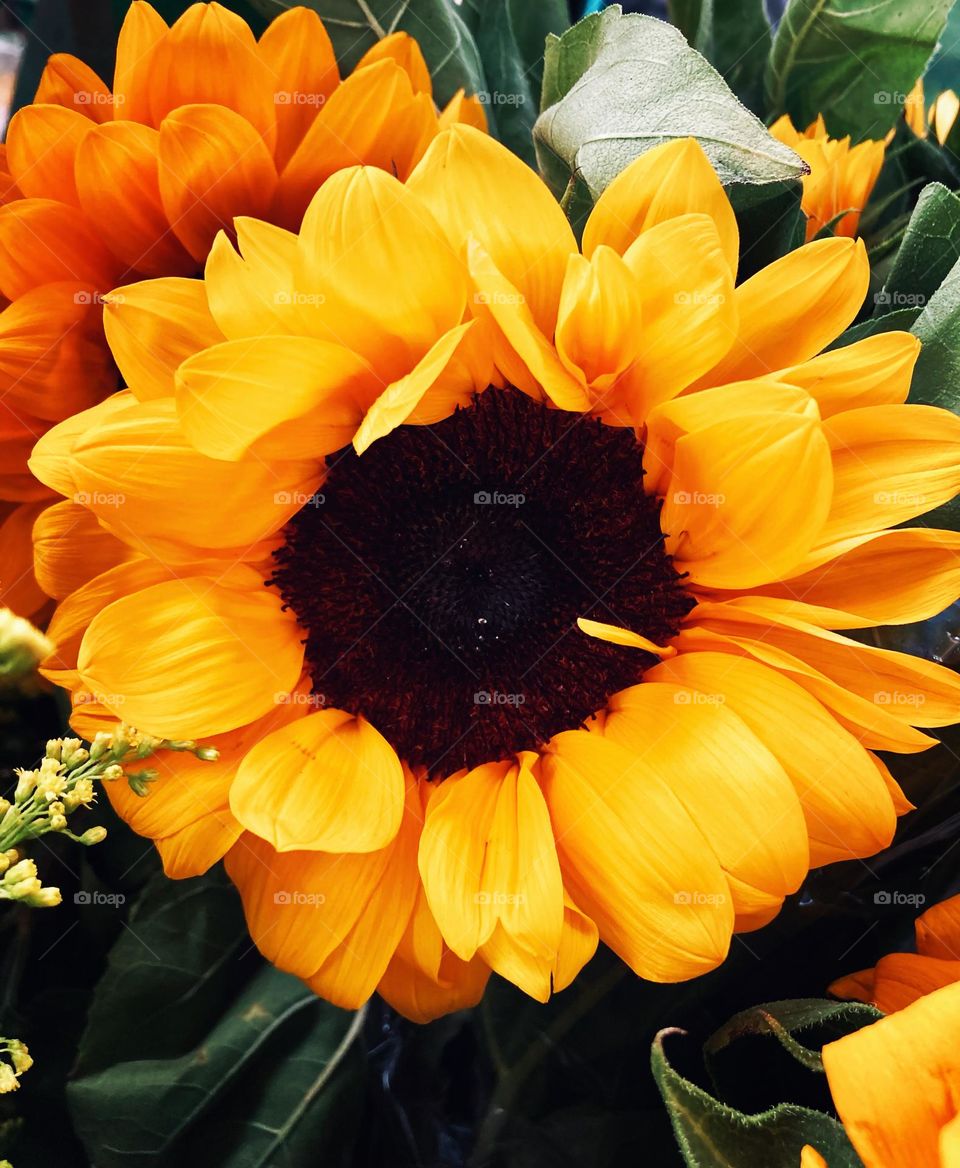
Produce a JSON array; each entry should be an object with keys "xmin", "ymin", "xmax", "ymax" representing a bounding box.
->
[
  {"xmin": 541, "ymin": 730, "xmax": 734, "ymax": 981},
  {"xmin": 815, "ymin": 404, "xmax": 960, "ymax": 545},
  {"xmin": 659, "ymin": 412, "xmax": 833, "ymax": 588},
  {"xmin": 771, "ymin": 332, "xmax": 920, "ymax": 418},
  {"xmin": 467, "ymin": 237, "xmax": 590, "ymax": 411},
  {"xmin": 103, "ymin": 276, "xmax": 224, "ymax": 401},
  {"xmin": 356, "ymin": 31, "xmax": 431, "ymax": 94},
  {"xmin": 650, "ymin": 651, "xmax": 899, "ymax": 865},
  {"xmin": 353, "ymin": 321, "xmax": 478, "ymax": 453},
  {"xmin": 409, "ymin": 124, "xmax": 575, "ymax": 335},
  {"xmin": 296, "ymin": 165, "xmax": 467, "ymax": 366},
  {"xmin": 583, "ymin": 138, "xmax": 740, "ymax": 278},
  {"xmin": 577, "ymin": 617, "xmax": 676, "ymax": 656},
  {"xmin": 231, "ymin": 709, "xmax": 405, "ymax": 853},
  {"xmin": 419, "ymin": 754, "xmax": 564, "ymax": 1001},
  {"xmin": 177, "ymin": 334, "xmax": 375, "ymax": 460},
  {"xmin": 604, "ymin": 680, "xmax": 808, "ymax": 909},
  {"xmin": 32, "ymin": 500, "xmax": 131, "ymax": 600},
  {"xmin": 78, "ymin": 576, "xmax": 304, "ymax": 738},
  {"xmin": 695, "ymin": 238, "xmax": 869, "ymax": 387}
]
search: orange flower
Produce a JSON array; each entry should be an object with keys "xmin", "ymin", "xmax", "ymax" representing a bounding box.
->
[
  {"xmin": 831, "ymin": 893, "xmax": 960, "ymax": 1013},
  {"xmin": 770, "ymin": 114, "xmax": 886, "ymax": 241},
  {"xmin": 822, "ymin": 980, "xmax": 960, "ymax": 1167},
  {"xmin": 904, "ymin": 77, "xmax": 960, "ymax": 145},
  {"xmin": 0, "ymin": 1, "xmax": 484, "ymax": 617}
]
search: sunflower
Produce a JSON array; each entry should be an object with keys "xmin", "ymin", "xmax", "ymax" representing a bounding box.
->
[
  {"xmin": 0, "ymin": 1, "xmax": 484, "ymax": 618},
  {"xmin": 770, "ymin": 114, "xmax": 886, "ymax": 241},
  {"xmin": 30, "ymin": 128, "xmax": 960, "ymax": 1020}
]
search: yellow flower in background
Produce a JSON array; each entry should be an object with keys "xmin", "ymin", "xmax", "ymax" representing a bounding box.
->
[
  {"xmin": 822, "ymin": 981, "xmax": 960, "ymax": 1167},
  {"xmin": 28, "ymin": 129, "xmax": 960, "ymax": 1020},
  {"xmin": 0, "ymin": 607, "xmax": 51, "ymax": 680},
  {"xmin": 0, "ymin": 0, "xmax": 485, "ymax": 619},
  {"xmin": 770, "ymin": 114, "xmax": 886, "ymax": 241},
  {"xmin": 831, "ymin": 893, "xmax": 960, "ymax": 1013}
]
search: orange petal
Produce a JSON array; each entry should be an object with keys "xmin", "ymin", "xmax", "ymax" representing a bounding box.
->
[
  {"xmin": 158, "ymin": 103, "xmax": 278, "ymax": 263},
  {"xmin": 0, "ymin": 198, "xmax": 120, "ymax": 298},
  {"xmin": 148, "ymin": 2, "xmax": 276, "ymax": 150},
  {"xmin": 76, "ymin": 121, "xmax": 196, "ymax": 276},
  {"xmin": 823, "ymin": 981, "xmax": 960, "ymax": 1168},
  {"xmin": 356, "ymin": 31, "xmax": 431, "ymax": 94},
  {"xmin": 34, "ymin": 54, "xmax": 113, "ymax": 123},
  {"xmin": 32, "ymin": 500, "xmax": 132, "ymax": 600},
  {"xmin": 0, "ymin": 500, "xmax": 49, "ymax": 617},
  {"xmin": 257, "ymin": 6, "xmax": 339, "ymax": 170},
  {"xmin": 917, "ymin": 895, "xmax": 960, "ymax": 961},
  {"xmin": 5, "ymin": 104, "xmax": 91, "ymax": 204},
  {"xmin": 113, "ymin": 0, "xmax": 169, "ymax": 125}
]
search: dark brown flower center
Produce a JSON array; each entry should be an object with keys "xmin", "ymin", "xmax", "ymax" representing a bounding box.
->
[{"xmin": 270, "ymin": 388, "xmax": 693, "ymax": 775}]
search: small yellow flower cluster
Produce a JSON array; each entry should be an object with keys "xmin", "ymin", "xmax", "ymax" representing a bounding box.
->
[
  {"xmin": 0, "ymin": 729, "xmax": 219, "ymax": 907},
  {"xmin": 0, "ymin": 1039, "xmax": 31, "ymax": 1095},
  {"xmin": 0, "ymin": 610, "xmax": 51, "ymax": 683}
]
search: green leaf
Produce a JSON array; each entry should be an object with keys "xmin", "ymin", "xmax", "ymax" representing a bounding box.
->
[
  {"xmin": 875, "ymin": 183, "xmax": 960, "ymax": 316},
  {"xmin": 247, "ymin": 0, "xmax": 486, "ymax": 105},
  {"xmin": 692, "ymin": 0, "xmax": 772, "ymax": 113},
  {"xmin": 727, "ymin": 179, "xmax": 805, "ymax": 278},
  {"xmin": 470, "ymin": 0, "xmax": 538, "ymax": 166},
  {"xmin": 765, "ymin": 0, "xmax": 953, "ymax": 141},
  {"xmin": 652, "ymin": 1029, "xmax": 864, "ymax": 1168},
  {"xmin": 909, "ymin": 252, "xmax": 960, "ymax": 412},
  {"xmin": 67, "ymin": 870, "xmax": 365, "ymax": 1168},
  {"xmin": 534, "ymin": 6, "xmax": 805, "ymax": 204},
  {"xmin": 705, "ymin": 1000, "xmax": 882, "ymax": 1075},
  {"xmin": 829, "ymin": 306, "xmax": 923, "ymax": 348}
]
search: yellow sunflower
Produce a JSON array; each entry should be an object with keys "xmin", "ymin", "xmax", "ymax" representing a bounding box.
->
[
  {"xmin": 0, "ymin": 0, "xmax": 484, "ymax": 618},
  {"xmin": 769, "ymin": 114, "xmax": 886, "ymax": 241},
  {"xmin": 30, "ymin": 128, "xmax": 960, "ymax": 1020}
]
